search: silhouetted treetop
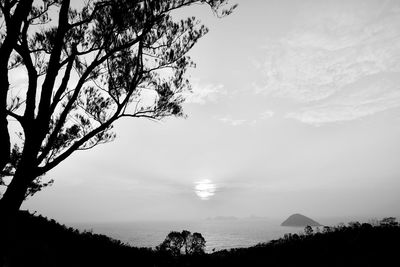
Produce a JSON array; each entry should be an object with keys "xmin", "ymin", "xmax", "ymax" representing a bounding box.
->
[{"xmin": 157, "ymin": 230, "xmax": 206, "ymax": 256}]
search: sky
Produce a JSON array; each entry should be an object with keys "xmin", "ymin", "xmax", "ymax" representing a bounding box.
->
[{"xmin": 18, "ymin": 0, "xmax": 400, "ymax": 223}]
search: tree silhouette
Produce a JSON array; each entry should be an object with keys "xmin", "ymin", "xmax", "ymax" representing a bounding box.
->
[
  {"xmin": 304, "ymin": 225, "xmax": 313, "ymax": 236},
  {"xmin": 158, "ymin": 231, "xmax": 185, "ymax": 256},
  {"xmin": 187, "ymin": 232, "xmax": 206, "ymax": 255},
  {"xmin": 0, "ymin": 0, "xmax": 236, "ymax": 216},
  {"xmin": 380, "ymin": 217, "xmax": 398, "ymax": 227},
  {"xmin": 0, "ymin": 1, "xmax": 236, "ymax": 260},
  {"xmin": 157, "ymin": 230, "xmax": 206, "ymax": 256}
]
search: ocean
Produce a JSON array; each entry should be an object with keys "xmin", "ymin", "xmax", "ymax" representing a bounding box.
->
[{"xmin": 73, "ymin": 218, "xmax": 318, "ymax": 252}]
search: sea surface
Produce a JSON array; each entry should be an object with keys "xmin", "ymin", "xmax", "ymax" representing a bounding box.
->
[{"xmin": 73, "ymin": 218, "xmax": 316, "ymax": 252}]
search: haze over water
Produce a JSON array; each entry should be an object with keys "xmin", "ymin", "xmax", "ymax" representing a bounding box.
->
[{"xmin": 72, "ymin": 216, "xmax": 374, "ymax": 252}]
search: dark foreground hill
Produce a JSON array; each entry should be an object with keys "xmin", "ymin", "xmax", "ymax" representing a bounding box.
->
[
  {"xmin": 1, "ymin": 211, "xmax": 400, "ymax": 267},
  {"xmin": 1, "ymin": 211, "xmax": 156, "ymax": 267}
]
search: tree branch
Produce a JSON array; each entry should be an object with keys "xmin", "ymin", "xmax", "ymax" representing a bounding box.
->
[
  {"xmin": 38, "ymin": 37, "xmax": 145, "ymax": 170},
  {"xmin": 37, "ymin": 114, "xmax": 117, "ymax": 175},
  {"xmin": 38, "ymin": 30, "xmax": 147, "ymax": 164},
  {"xmin": 15, "ymin": 20, "xmax": 38, "ymax": 122},
  {"xmin": 6, "ymin": 109, "xmax": 24, "ymax": 124},
  {"xmin": 36, "ymin": 0, "xmax": 70, "ymax": 133},
  {"xmin": 67, "ymin": 1, "xmax": 110, "ymax": 29},
  {"xmin": 49, "ymin": 52, "xmax": 75, "ymax": 115}
]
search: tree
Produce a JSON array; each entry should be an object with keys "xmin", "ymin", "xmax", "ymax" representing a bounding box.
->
[
  {"xmin": 304, "ymin": 225, "xmax": 313, "ymax": 236},
  {"xmin": 380, "ymin": 217, "xmax": 398, "ymax": 227},
  {"xmin": 157, "ymin": 230, "xmax": 206, "ymax": 256},
  {"xmin": 348, "ymin": 221, "xmax": 361, "ymax": 229},
  {"xmin": 157, "ymin": 231, "xmax": 185, "ymax": 256},
  {"xmin": 189, "ymin": 232, "xmax": 206, "ymax": 254},
  {"xmin": 0, "ymin": 1, "xmax": 236, "ymax": 260},
  {"xmin": 0, "ymin": 0, "xmax": 236, "ymax": 215}
]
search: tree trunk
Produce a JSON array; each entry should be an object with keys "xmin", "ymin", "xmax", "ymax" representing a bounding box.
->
[
  {"xmin": 0, "ymin": 68, "xmax": 11, "ymax": 173},
  {"xmin": 0, "ymin": 169, "xmax": 32, "ymax": 266},
  {"xmin": 0, "ymin": 115, "xmax": 10, "ymax": 173},
  {"xmin": 0, "ymin": 0, "xmax": 34, "ymax": 172},
  {"xmin": 0, "ymin": 173, "xmax": 30, "ymax": 214},
  {"xmin": 0, "ymin": 65, "xmax": 13, "ymax": 266}
]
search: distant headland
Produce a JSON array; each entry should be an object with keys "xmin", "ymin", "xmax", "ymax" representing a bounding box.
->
[
  {"xmin": 281, "ymin": 213, "xmax": 322, "ymax": 227},
  {"xmin": 206, "ymin": 216, "xmax": 238, "ymax": 221}
]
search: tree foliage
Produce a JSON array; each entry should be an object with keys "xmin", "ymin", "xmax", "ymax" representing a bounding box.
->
[
  {"xmin": 304, "ymin": 225, "xmax": 313, "ymax": 235},
  {"xmin": 0, "ymin": 0, "xmax": 236, "ymax": 211},
  {"xmin": 157, "ymin": 230, "xmax": 206, "ymax": 256}
]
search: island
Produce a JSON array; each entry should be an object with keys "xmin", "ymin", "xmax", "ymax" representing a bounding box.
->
[
  {"xmin": 206, "ymin": 216, "xmax": 238, "ymax": 221},
  {"xmin": 281, "ymin": 213, "xmax": 322, "ymax": 227}
]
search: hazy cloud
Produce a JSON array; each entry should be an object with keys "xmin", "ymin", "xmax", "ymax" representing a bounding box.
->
[
  {"xmin": 184, "ymin": 82, "xmax": 226, "ymax": 104},
  {"xmin": 255, "ymin": 1, "xmax": 400, "ymax": 124},
  {"xmin": 218, "ymin": 116, "xmax": 247, "ymax": 126},
  {"xmin": 217, "ymin": 110, "xmax": 274, "ymax": 126},
  {"xmin": 260, "ymin": 110, "xmax": 275, "ymax": 120},
  {"xmin": 286, "ymin": 75, "xmax": 400, "ymax": 125}
]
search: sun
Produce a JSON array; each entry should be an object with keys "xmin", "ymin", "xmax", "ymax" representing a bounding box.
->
[{"xmin": 194, "ymin": 179, "xmax": 216, "ymax": 200}]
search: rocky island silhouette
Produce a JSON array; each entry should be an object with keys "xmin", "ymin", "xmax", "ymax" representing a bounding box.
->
[{"xmin": 281, "ymin": 214, "xmax": 322, "ymax": 227}]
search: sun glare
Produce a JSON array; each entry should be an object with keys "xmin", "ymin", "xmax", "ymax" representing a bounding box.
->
[{"xmin": 195, "ymin": 179, "xmax": 216, "ymax": 200}]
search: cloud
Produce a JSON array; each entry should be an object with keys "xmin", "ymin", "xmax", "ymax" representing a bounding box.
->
[
  {"xmin": 183, "ymin": 82, "xmax": 226, "ymax": 105},
  {"xmin": 260, "ymin": 110, "xmax": 274, "ymax": 120},
  {"xmin": 255, "ymin": 1, "xmax": 400, "ymax": 124},
  {"xmin": 218, "ymin": 116, "xmax": 247, "ymax": 126},
  {"xmin": 286, "ymin": 76, "xmax": 400, "ymax": 125},
  {"xmin": 217, "ymin": 110, "xmax": 274, "ymax": 126}
]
